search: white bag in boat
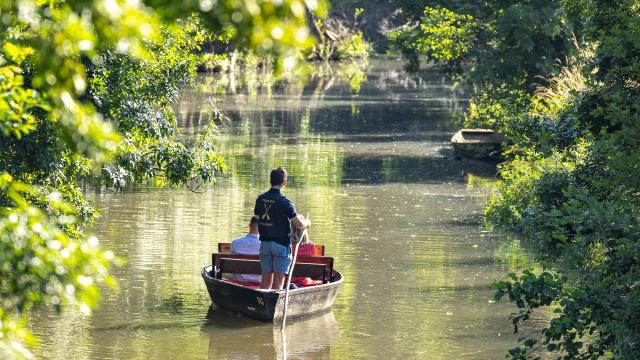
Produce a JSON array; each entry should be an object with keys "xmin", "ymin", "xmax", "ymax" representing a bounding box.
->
[{"xmin": 290, "ymin": 219, "xmax": 310, "ymax": 244}]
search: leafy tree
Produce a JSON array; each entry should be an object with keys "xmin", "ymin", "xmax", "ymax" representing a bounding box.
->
[
  {"xmin": 484, "ymin": 0, "xmax": 640, "ymax": 358},
  {"xmin": 382, "ymin": 0, "xmax": 640, "ymax": 358},
  {"xmin": 0, "ymin": 0, "xmax": 325, "ymax": 357},
  {"xmin": 388, "ymin": 5, "xmax": 477, "ymax": 71},
  {"xmin": 388, "ymin": 1, "xmax": 574, "ymax": 84}
]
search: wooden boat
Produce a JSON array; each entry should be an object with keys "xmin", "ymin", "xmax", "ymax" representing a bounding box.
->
[
  {"xmin": 201, "ymin": 243, "xmax": 343, "ymax": 323},
  {"xmin": 451, "ymin": 128, "xmax": 504, "ymax": 160}
]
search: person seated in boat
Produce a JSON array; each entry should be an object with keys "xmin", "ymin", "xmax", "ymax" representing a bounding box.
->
[
  {"xmin": 254, "ymin": 167, "xmax": 311, "ymax": 290},
  {"xmin": 228, "ymin": 216, "xmax": 261, "ymax": 283}
]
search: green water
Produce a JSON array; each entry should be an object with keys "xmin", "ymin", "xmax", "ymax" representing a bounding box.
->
[{"xmin": 30, "ymin": 57, "xmax": 541, "ymax": 359}]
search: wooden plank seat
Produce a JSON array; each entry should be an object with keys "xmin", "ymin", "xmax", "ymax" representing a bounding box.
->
[
  {"xmin": 213, "ymin": 253, "xmax": 333, "ymax": 269},
  {"xmin": 218, "ymin": 242, "xmax": 325, "ymax": 256},
  {"xmin": 212, "ymin": 253, "xmax": 334, "ymax": 283},
  {"xmin": 216, "ymin": 258, "xmax": 328, "ymax": 283}
]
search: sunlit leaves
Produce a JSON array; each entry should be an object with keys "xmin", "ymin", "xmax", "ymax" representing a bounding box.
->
[
  {"xmin": 334, "ymin": 32, "xmax": 370, "ymax": 61},
  {"xmin": 2, "ymin": 43, "xmax": 33, "ymax": 64},
  {"xmin": 415, "ymin": 6, "xmax": 476, "ymax": 62},
  {"xmin": 0, "ymin": 0, "xmax": 325, "ymax": 356},
  {"xmin": 388, "ymin": 6, "xmax": 476, "ymax": 71},
  {"xmin": 145, "ymin": 0, "xmax": 327, "ymax": 72},
  {"xmin": 0, "ymin": 65, "xmax": 46, "ymax": 138},
  {"xmin": 89, "ymin": 17, "xmax": 227, "ymax": 189},
  {"xmin": 0, "ymin": 174, "xmax": 115, "ymax": 358}
]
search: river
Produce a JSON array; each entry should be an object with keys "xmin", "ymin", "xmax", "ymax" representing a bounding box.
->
[{"xmin": 30, "ymin": 57, "xmax": 541, "ymax": 359}]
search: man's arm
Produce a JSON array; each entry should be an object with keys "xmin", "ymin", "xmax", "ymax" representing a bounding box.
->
[
  {"xmin": 291, "ymin": 215, "xmax": 311, "ymax": 229},
  {"xmin": 286, "ymin": 200, "xmax": 310, "ymax": 229}
]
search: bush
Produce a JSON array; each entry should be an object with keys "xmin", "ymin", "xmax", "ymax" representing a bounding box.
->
[
  {"xmin": 308, "ymin": 10, "xmax": 371, "ymax": 62},
  {"xmin": 463, "ymin": 85, "xmax": 532, "ymax": 130},
  {"xmin": 388, "ymin": 5, "xmax": 477, "ymax": 72},
  {"xmin": 485, "ymin": 0, "xmax": 640, "ymax": 356}
]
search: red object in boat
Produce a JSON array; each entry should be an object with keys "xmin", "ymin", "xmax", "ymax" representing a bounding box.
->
[{"xmin": 223, "ymin": 277, "xmax": 321, "ymax": 288}]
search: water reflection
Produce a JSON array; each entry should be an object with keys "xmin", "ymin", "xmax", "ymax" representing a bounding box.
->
[
  {"xmin": 29, "ymin": 57, "xmax": 544, "ymax": 360},
  {"xmin": 204, "ymin": 310, "xmax": 339, "ymax": 359}
]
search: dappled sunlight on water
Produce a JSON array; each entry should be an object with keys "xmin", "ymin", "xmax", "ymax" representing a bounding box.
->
[{"xmin": 29, "ymin": 57, "xmax": 545, "ymax": 360}]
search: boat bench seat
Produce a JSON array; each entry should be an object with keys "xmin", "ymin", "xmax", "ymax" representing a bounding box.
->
[
  {"xmin": 212, "ymin": 253, "xmax": 335, "ymax": 282},
  {"xmin": 218, "ymin": 242, "xmax": 325, "ymax": 256},
  {"xmin": 217, "ymin": 258, "xmax": 329, "ymax": 283},
  {"xmin": 213, "ymin": 253, "xmax": 333, "ymax": 269}
]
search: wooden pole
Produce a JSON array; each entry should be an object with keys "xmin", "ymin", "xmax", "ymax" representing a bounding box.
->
[{"xmin": 281, "ymin": 223, "xmax": 308, "ymax": 331}]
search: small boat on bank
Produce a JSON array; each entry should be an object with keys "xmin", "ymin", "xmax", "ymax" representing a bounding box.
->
[
  {"xmin": 451, "ymin": 129, "xmax": 504, "ymax": 160},
  {"xmin": 201, "ymin": 243, "xmax": 343, "ymax": 323}
]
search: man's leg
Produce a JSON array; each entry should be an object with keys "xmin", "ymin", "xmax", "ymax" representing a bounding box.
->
[
  {"xmin": 271, "ymin": 242, "xmax": 292, "ymax": 290},
  {"xmin": 273, "ymin": 273, "xmax": 287, "ymax": 290},
  {"xmin": 259, "ymin": 241, "xmax": 274, "ymax": 289},
  {"xmin": 260, "ymin": 272, "xmax": 274, "ymax": 289}
]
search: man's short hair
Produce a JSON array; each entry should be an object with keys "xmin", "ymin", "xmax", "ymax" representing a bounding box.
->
[
  {"xmin": 270, "ymin": 167, "xmax": 287, "ymax": 186},
  {"xmin": 250, "ymin": 216, "xmax": 259, "ymax": 226}
]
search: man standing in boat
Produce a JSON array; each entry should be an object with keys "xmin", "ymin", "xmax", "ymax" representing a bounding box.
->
[{"xmin": 254, "ymin": 167, "xmax": 311, "ymax": 290}]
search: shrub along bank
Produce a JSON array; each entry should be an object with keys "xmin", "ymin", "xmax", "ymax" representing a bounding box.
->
[{"xmin": 388, "ymin": 1, "xmax": 640, "ymax": 358}]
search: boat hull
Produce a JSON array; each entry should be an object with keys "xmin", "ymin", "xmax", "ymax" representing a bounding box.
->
[
  {"xmin": 451, "ymin": 129, "xmax": 503, "ymax": 160},
  {"xmin": 201, "ymin": 266, "xmax": 343, "ymax": 323}
]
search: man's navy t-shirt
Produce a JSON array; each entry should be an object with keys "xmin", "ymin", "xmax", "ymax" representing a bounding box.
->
[{"xmin": 254, "ymin": 188, "xmax": 297, "ymax": 246}]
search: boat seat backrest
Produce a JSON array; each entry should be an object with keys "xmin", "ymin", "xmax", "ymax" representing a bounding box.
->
[
  {"xmin": 217, "ymin": 258, "xmax": 328, "ymax": 283},
  {"xmin": 218, "ymin": 259, "xmax": 261, "ymax": 277},
  {"xmin": 217, "ymin": 242, "xmax": 325, "ymax": 256},
  {"xmin": 213, "ymin": 253, "xmax": 333, "ymax": 270}
]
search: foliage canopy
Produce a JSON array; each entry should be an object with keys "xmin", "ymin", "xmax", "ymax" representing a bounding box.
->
[
  {"xmin": 455, "ymin": 0, "xmax": 640, "ymax": 358},
  {"xmin": 0, "ymin": 0, "xmax": 325, "ymax": 357},
  {"xmin": 381, "ymin": 0, "xmax": 640, "ymax": 357}
]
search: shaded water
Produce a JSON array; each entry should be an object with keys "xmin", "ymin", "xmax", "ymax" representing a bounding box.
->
[{"xmin": 30, "ymin": 57, "xmax": 540, "ymax": 359}]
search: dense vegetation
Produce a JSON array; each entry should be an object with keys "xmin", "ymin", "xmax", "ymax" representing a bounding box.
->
[
  {"xmin": 385, "ymin": 0, "xmax": 640, "ymax": 358},
  {"xmin": 199, "ymin": 7, "xmax": 369, "ymax": 74},
  {"xmin": 2, "ymin": 0, "xmax": 638, "ymax": 358},
  {"xmin": 0, "ymin": 0, "xmax": 324, "ymax": 357}
]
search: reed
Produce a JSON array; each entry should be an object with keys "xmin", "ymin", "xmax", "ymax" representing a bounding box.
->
[{"xmin": 533, "ymin": 39, "xmax": 595, "ymax": 114}]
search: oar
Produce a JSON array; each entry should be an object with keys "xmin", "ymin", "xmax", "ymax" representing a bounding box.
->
[{"xmin": 281, "ymin": 217, "xmax": 308, "ymax": 331}]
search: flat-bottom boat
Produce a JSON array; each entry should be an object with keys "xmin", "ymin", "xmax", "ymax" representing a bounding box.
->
[
  {"xmin": 201, "ymin": 266, "xmax": 343, "ymax": 322},
  {"xmin": 451, "ymin": 128, "xmax": 504, "ymax": 160},
  {"xmin": 201, "ymin": 244, "xmax": 343, "ymax": 323}
]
